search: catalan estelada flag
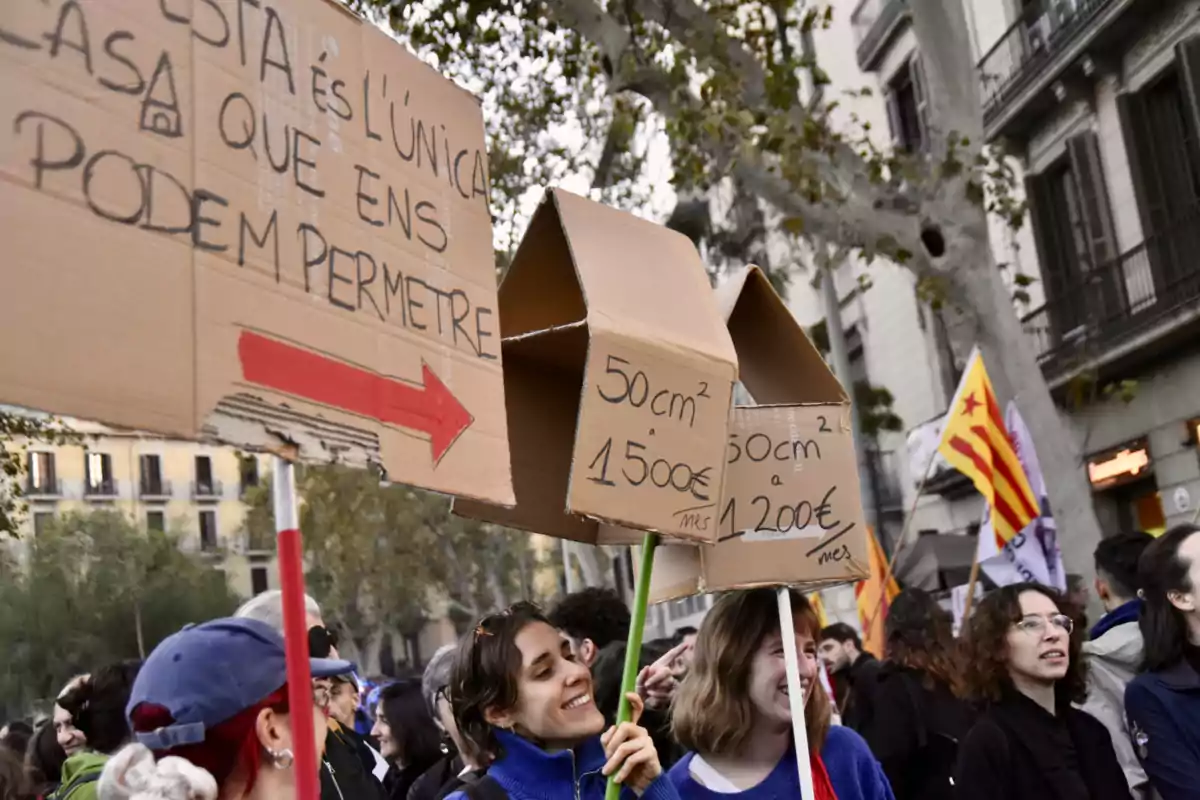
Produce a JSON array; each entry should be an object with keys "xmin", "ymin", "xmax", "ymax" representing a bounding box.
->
[
  {"xmin": 809, "ymin": 592, "xmax": 829, "ymax": 628},
  {"xmin": 855, "ymin": 526, "xmax": 899, "ymax": 659},
  {"xmin": 938, "ymin": 348, "xmax": 1039, "ymax": 550}
]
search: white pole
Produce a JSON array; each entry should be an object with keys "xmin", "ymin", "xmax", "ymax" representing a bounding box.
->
[
  {"xmin": 271, "ymin": 456, "xmax": 318, "ymax": 800},
  {"xmin": 778, "ymin": 588, "xmax": 815, "ymax": 799},
  {"xmin": 273, "ymin": 456, "xmax": 298, "ymax": 530}
]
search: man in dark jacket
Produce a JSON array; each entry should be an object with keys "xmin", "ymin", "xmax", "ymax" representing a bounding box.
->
[{"xmin": 818, "ymin": 622, "xmax": 880, "ymax": 730}]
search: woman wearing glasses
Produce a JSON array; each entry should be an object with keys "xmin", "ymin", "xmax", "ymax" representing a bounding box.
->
[
  {"xmin": 445, "ymin": 602, "xmax": 680, "ymax": 800},
  {"xmin": 956, "ymin": 583, "xmax": 1132, "ymax": 800}
]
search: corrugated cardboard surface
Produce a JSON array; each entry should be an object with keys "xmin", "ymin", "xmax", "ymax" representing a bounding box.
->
[
  {"xmin": 0, "ymin": 0, "xmax": 512, "ymax": 505},
  {"xmin": 611, "ymin": 265, "xmax": 870, "ymax": 600},
  {"xmin": 455, "ymin": 189, "xmax": 737, "ymax": 542}
]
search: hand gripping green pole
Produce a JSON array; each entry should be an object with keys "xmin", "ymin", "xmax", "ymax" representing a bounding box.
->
[{"xmin": 605, "ymin": 532, "xmax": 659, "ymax": 800}]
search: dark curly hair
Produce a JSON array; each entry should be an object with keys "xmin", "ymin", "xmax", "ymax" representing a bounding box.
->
[
  {"xmin": 885, "ymin": 589, "xmax": 966, "ymax": 696},
  {"xmin": 450, "ymin": 602, "xmax": 551, "ymax": 760},
  {"xmin": 57, "ymin": 660, "xmax": 142, "ymax": 755},
  {"xmin": 962, "ymin": 583, "xmax": 1086, "ymax": 706},
  {"xmin": 547, "ymin": 588, "xmax": 630, "ymax": 652}
]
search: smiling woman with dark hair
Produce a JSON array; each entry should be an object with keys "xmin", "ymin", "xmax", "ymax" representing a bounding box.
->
[
  {"xmin": 956, "ymin": 583, "xmax": 1131, "ymax": 800},
  {"xmin": 372, "ymin": 679, "xmax": 442, "ymax": 800},
  {"xmin": 446, "ymin": 602, "xmax": 677, "ymax": 800}
]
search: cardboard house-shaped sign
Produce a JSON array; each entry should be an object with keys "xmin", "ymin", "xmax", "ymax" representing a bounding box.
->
[
  {"xmin": 453, "ymin": 189, "xmax": 738, "ymax": 544},
  {"xmin": 600, "ymin": 265, "xmax": 870, "ymax": 601}
]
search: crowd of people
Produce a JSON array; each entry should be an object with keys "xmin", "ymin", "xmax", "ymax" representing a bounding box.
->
[{"xmin": 1, "ymin": 523, "xmax": 1199, "ymax": 800}]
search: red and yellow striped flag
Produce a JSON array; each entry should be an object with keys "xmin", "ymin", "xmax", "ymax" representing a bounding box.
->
[
  {"xmin": 809, "ymin": 592, "xmax": 830, "ymax": 628},
  {"xmin": 938, "ymin": 349, "xmax": 1039, "ymax": 550},
  {"xmin": 855, "ymin": 526, "xmax": 899, "ymax": 659}
]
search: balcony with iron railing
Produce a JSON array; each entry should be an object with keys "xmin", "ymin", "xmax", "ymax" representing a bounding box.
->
[
  {"xmin": 977, "ymin": 0, "xmax": 1148, "ymax": 140},
  {"xmin": 138, "ymin": 478, "xmax": 173, "ymax": 501},
  {"xmin": 1022, "ymin": 207, "xmax": 1200, "ymax": 383},
  {"xmin": 851, "ymin": 0, "xmax": 910, "ymax": 73},
  {"xmin": 191, "ymin": 479, "xmax": 223, "ymax": 501},
  {"xmin": 241, "ymin": 529, "xmax": 275, "ymax": 554},
  {"xmin": 24, "ymin": 478, "xmax": 63, "ymax": 499},
  {"xmin": 84, "ymin": 478, "xmax": 118, "ymax": 499}
]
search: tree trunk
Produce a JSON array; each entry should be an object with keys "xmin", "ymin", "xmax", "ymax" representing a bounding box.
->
[
  {"xmin": 910, "ymin": 0, "xmax": 1103, "ymax": 577},
  {"xmin": 134, "ymin": 602, "xmax": 145, "ymax": 660},
  {"xmin": 574, "ymin": 543, "xmax": 609, "ymax": 588}
]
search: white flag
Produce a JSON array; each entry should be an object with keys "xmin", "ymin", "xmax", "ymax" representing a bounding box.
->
[{"xmin": 976, "ymin": 402, "xmax": 1066, "ymax": 591}]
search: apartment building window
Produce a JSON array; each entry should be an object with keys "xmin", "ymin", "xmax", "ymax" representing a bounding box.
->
[
  {"xmin": 26, "ymin": 452, "xmax": 58, "ymax": 495},
  {"xmin": 199, "ymin": 510, "xmax": 217, "ymax": 551},
  {"xmin": 885, "ymin": 58, "xmax": 928, "ymax": 153},
  {"xmin": 139, "ymin": 454, "xmax": 166, "ymax": 497},
  {"xmin": 1026, "ymin": 131, "xmax": 1125, "ymax": 346},
  {"xmin": 194, "ymin": 455, "xmax": 218, "ymax": 499},
  {"xmin": 251, "ymin": 566, "xmax": 269, "ymax": 595},
  {"xmin": 146, "ymin": 511, "xmax": 165, "ymax": 532},
  {"xmin": 85, "ymin": 452, "xmax": 116, "ymax": 496},
  {"xmin": 33, "ymin": 511, "xmax": 53, "ymax": 536},
  {"xmin": 239, "ymin": 455, "xmax": 259, "ymax": 496},
  {"xmin": 1118, "ymin": 40, "xmax": 1200, "ymax": 302}
]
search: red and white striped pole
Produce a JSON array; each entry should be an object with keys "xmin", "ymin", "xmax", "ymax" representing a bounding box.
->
[{"xmin": 273, "ymin": 456, "xmax": 319, "ymax": 800}]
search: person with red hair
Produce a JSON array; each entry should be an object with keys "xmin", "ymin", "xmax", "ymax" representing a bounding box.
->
[{"xmin": 96, "ymin": 618, "xmax": 354, "ymax": 800}]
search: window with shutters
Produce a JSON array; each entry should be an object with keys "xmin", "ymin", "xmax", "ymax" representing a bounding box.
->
[
  {"xmin": 886, "ymin": 59, "xmax": 927, "ymax": 153},
  {"xmin": 1025, "ymin": 130, "xmax": 1126, "ymax": 364},
  {"xmin": 139, "ymin": 454, "xmax": 166, "ymax": 498},
  {"xmin": 251, "ymin": 566, "xmax": 269, "ymax": 595},
  {"xmin": 26, "ymin": 452, "xmax": 58, "ymax": 495},
  {"xmin": 199, "ymin": 510, "xmax": 217, "ymax": 551},
  {"xmin": 85, "ymin": 452, "xmax": 116, "ymax": 497},
  {"xmin": 1120, "ymin": 60, "xmax": 1200, "ymax": 307}
]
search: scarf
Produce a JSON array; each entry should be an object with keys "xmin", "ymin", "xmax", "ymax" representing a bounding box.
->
[
  {"xmin": 811, "ymin": 750, "xmax": 838, "ymax": 800},
  {"xmin": 1089, "ymin": 599, "xmax": 1140, "ymax": 640}
]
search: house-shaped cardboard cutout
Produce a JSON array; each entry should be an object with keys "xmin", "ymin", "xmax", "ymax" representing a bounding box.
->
[
  {"xmin": 600, "ymin": 264, "xmax": 870, "ymax": 601},
  {"xmin": 452, "ymin": 189, "xmax": 738, "ymax": 544}
]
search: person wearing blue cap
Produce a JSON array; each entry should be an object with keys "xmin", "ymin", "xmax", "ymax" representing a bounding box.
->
[{"xmin": 96, "ymin": 617, "xmax": 354, "ymax": 800}]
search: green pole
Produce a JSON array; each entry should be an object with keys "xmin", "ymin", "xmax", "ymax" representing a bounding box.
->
[{"xmin": 605, "ymin": 532, "xmax": 659, "ymax": 800}]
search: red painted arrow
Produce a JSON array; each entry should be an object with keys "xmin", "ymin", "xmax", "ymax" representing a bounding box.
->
[{"xmin": 237, "ymin": 331, "xmax": 473, "ymax": 464}]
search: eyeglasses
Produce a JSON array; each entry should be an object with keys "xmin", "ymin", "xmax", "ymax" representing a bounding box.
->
[
  {"xmin": 312, "ymin": 682, "xmax": 332, "ymax": 708},
  {"xmin": 1014, "ymin": 614, "xmax": 1074, "ymax": 636},
  {"xmin": 308, "ymin": 625, "xmax": 339, "ymax": 659}
]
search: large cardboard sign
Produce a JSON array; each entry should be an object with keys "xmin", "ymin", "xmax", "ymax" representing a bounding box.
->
[
  {"xmin": 0, "ymin": 0, "xmax": 512, "ymax": 505},
  {"xmin": 602, "ymin": 265, "xmax": 870, "ymax": 600},
  {"xmin": 454, "ymin": 189, "xmax": 738, "ymax": 543}
]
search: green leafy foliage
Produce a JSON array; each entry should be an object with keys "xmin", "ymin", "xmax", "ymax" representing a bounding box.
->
[
  {"xmin": 241, "ymin": 464, "xmax": 540, "ymax": 654},
  {"xmin": 0, "ymin": 412, "xmax": 80, "ymax": 539},
  {"xmin": 0, "ymin": 510, "xmax": 238, "ymax": 716}
]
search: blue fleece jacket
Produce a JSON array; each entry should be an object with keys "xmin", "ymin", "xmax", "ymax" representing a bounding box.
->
[
  {"xmin": 667, "ymin": 726, "xmax": 894, "ymax": 800},
  {"xmin": 444, "ymin": 729, "xmax": 681, "ymax": 800},
  {"xmin": 1125, "ymin": 655, "xmax": 1200, "ymax": 800}
]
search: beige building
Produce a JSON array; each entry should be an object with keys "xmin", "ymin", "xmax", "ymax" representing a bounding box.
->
[{"xmin": 9, "ymin": 413, "xmax": 277, "ymax": 598}]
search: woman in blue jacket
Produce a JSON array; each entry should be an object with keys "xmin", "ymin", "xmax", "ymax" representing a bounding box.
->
[
  {"xmin": 444, "ymin": 602, "xmax": 680, "ymax": 800},
  {"xmin": 1125, "ymin": 524, "xmax": 1200, "ymax": 800},
  {"xmin": 667, "ymin": 588, "xmax": 893, "ymax": 800}
]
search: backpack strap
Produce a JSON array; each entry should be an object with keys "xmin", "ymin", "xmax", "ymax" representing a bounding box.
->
[
  {"xmin": 462, "ymin": 775, "xmax": 508, "ymax": 800},
  {"xmin": 51, "ymin": 770, "xmax": 102, "ymax": 800}
]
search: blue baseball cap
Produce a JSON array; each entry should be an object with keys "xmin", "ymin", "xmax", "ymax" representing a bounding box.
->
[{"xmin": 127, "ymin": 617, "xmax": 355, "ymax": 751}]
